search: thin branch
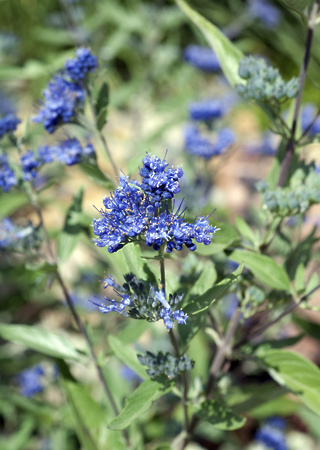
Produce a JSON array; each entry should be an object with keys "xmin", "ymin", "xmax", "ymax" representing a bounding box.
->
[{"xmin": 277, "ymin": 0, "xmax": 320, "ymax": 187}]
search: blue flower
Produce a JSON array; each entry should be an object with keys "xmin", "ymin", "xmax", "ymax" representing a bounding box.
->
[
  {"xmin": 248, "ymin": 0, "xmax": 280, "ymax": 28},
  {"xmin": 184, "ymin": 45, "xmax": 220, "ymax": 72},
  {"xmin": 0, "ymin": 154, "xmax": 17, "ymax": 192},
  {"xmin": 0, "ymin": 113, "xmax": 21, "ymax": 139},
  {"xmin": 0, "ymin": 217, "xmax": 41, "ymax": 251},
  {"xmin": 21, "ymin": 150, "xmax": 40, "ymax": 181},
  {"xmin": 54, "ymin": 138, "xmax": 95, "ymax": 166},
  {"xmin": 188, "ymin": 99, "xmax": 225, "ymax": 121},
  {"xmin": 245, "ymin": 132, "xmax": 277, "ymax": 156},
  {"xmin": 255, "ymin": 421, "xmax": 287, "ymax": 450},
  {"xmin": 14, "ymin": 365, "xmax": 44, "ymax": 397},
  {"xmin": 65, "ymin": 47, "xmax": 98, "ymax": 81},
  {"xmin": 301, "ymin": 104, "xmax": 320, "ymax": 136},
  {"xmin": 37, "ymin": 145, "xmax": 55, "ymax": 164},
  {"xmin": 33, "ymin": 76, "xmax": 84, "ymax": 133},
  {"xmin": 184, "ymin": 125, "xmax": 234, "ymax": 159},
  {"xmin": 140, "ymin": 154, "xmax": 183, "ymax": 208}
]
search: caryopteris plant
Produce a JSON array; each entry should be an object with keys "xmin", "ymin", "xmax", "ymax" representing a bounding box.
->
[{"xmin": 1, "ymin": 1, "xmax": 320, "ymax": 448}]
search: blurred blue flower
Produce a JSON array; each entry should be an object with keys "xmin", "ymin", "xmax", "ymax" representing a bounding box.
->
[
  {"xmin": 255, "ymin": 423, "xmax": 287, "ymax": 450},
  {"xmin": 65, "ymin": 47, "xmax": 98, "ymax": 81},
  {"xmin": 0, "ymin": 91, "xmax": 15, "ymax": 115},
  {"xmin": 184, "ymin": 45, "xmax": 220, "ymax": 72},
  {"xmin": 14, "ymin": 365, "xmax": 44, "ymax": 398},
  {"xmin": 0, "ymin": 218, "xmax": 40, "ymax": 251},
  {"xmin": 184, "ymin": 125, "xmax": 234, "ymax": 159},
  {"xmin": 33, "ymin": 76, "xmax": 84, "ymax": 133},
  {"xmin": 301, "ymin": 104, "xmax": 320, "ymax": 136},
  {"xmin": 55, "ymin": 138, "xmax": 95, "ymax": 166},
  {"xmin": 266, "ymin": 417, "xmax": 286, "ymax": 430},
  {"xmin": 120, "ymin": 365, "xmax": 143, "ymax": 383},
  {"xmin": 37, "ymin": 145, "xmax": 55, "ymax": 164},
  {"xmin": 245, "ymin": 132, "xmax": 278, "ymax": 156},
  {"xmin": 248, "ymin": 0, "xmax": 281, "ymax": 28},
  {"xmin": 188, "ymin": 99, "xmax": 225, "ymax": 121},
  {"xmin": 0, "ymin": 154, "xmax": 17, "ymax": 192},
  {"xmin": 0, "ymin": 113, "xmax": 21, "ymax": 139},
  {"xmin": 21, "ymin": 150, "xmax": 40, "ymax": 181}
]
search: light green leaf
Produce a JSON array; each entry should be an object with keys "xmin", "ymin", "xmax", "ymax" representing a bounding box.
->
[
  {"xmin": 58, "ymin": 187, "xmax": 84, "ymax": 263},
  {"xmin": 258, "ymin": 349, "xmax": 320, "ymax": 416},
  {"xmin": 175, "ymin": 0, "xmax": 243, "ymax": 87},
  {"xmin": 80, "ymin": 162, "xmax": 115, "ymax": 189},
  {"xmin": 306, "ymin": 272, "xmax": 319, "ymax": 293},
  {"xmin": 235, "ymin": 216, "xmax": 258, "ymax": 246},
  {"xmin": 108, "ymin": 378, "xmax": 174, "ymax": 430},
  {"xmin": 0, "ymin": 324, "xmax": 84, "ymax": 361},
  {"xmin": 108, "ymin": 335, "xmax": 147, "ymax": 380},
  {"xmin": 294, "ymin": 262, "xmax": 306, "ymax": 294},
  {"xmin": 0, "ymin": 193, "xmax": 28, "ymax": 219},
  {"xmin": 184, "ymin": 264, "xmax": 243, "ymax": 315},
  {"xmin": 250, "ymin": 396, "xmax": 299, "ymax": 419},
  {"xmin": 229, "ymin": 249, "xmax": 290, "ymax": 290},
  {"xmin": 195, "ymin": 399, "xmax": 246, "ymax": 430}
]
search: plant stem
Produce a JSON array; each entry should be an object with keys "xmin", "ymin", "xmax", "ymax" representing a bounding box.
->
[
  {"xmin": 235, "ymin": 282, "xmax": 320, "ymax": 349},
  {"xmin": 27, "ymin": 188, "xmax": 130, "ymax": 444},
  {"xmin": 85, "ymin": 85, "xmax": 119, "ymax": 178},
  {"xmin": 277, "ymin": 0, "xmax": 320, "ymax": 187},
  {"xmin": 158, "ymin": 248, "xmax": 190, "ymax": 433}
]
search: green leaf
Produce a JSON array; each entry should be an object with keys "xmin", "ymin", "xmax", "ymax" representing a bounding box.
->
[
  {"xmin": 281, "ymin": 0, "xmax": 310, "ymax": 26},
  {"xmin": 293, "ymin": 316, "xmax": 320, "ymax": 342},
  {"xmin": 25, "ymin": 262, "xmax": 57, "ymax": 274},
  {"xmin": 0, "ymin": 416, "xmax": 35, "ymax": 450},
  {"xmin": 229, "ymin": 249, "xmax": 291, "ymax": 291},
  {"xmin": 59, "ymin": 361, "xmax": 112, "ymax": 450},
  {"xmin": 96, "ymin": 106, "xmax": 108, "ymax": 131},
  {"xmin": 184, "ymin": 264, "xmax": 243, "ymax": 315},
  {"xmin": 95, "ymin": 82, "xmax": 110, "ymax": 115},
  {"xmin": 235, "ymin": 216, "xmax": 258, "ymax": 246},
  {"xmin": 80, "ymin": 162, "xmax": 115, "ymax": 189},
  {"xmin": 294, "ymin": 262, "xmax": 306, "ymax": 294},
  {"xmin": 258, "ymin": 349, "xmax": 320, "ymax": 416},
  {"xmin": 0, "ymin": 324, "xmax": 84, "ymax": 361},
  {"xmin": 306, "ymin": 272, "xmax": 319, "ymax": 293},
  {"xmin": 108, "ymin": 378, "xmax": 174, "ymax": 430},
  {"xmin": 195, "ymin": 399, "xmax": 246, "ymax": 430},
  {"xmin": 250, "ymin": 335, "xmax": 304, "ymax": 355},
  {"xmin": 250, "ymin": 396, "xmax": 299, "ymax": 419},
  {"xmin": 0, "ymin": 193, "xmax": 28, "ymax": 219},
  {"xmin": 195, "ymin": 223, "xmax": 240, "ymax": 255},
  {"xmin": 175, "ymin": 0, "xmax": 243, "ymax": 87},
  {"xmin": 108, "ymin": 335, "xmax": 147, "ymax": 380},
  {"xmin": 57, "ymin": 187, "xmax": 84, "ymax": 263}
]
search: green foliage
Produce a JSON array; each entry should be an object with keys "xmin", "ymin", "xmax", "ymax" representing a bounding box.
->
[
  {"xmin": 195, "ymin": 399, "xmax": 246, "ymax": 430},
  {"xmin": 137, "ymin": 351, "xmax": 194, "ymax": 379}
]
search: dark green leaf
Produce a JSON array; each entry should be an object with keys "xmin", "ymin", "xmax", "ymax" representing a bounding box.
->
[
  {"xmin": 58, "ymin": 187, "xmax": 84, "ymax": 263},
  {"xmin": 258, "ymin": 349, "xmax": 320, "ymax": 416},
  {"xmin": 293, "ymin": 316, "xmax": 320, "ymax": 342},
  {"xmin": 229, "ymin": 249, "xmax": 290, "ymax": 290},
  {"xmin": 80, "ymin": 162, "xmax": 115, "ymax": 189},
  {"xmin": 108, "ymin": 378, "xmax": 174, "ymax": 430},
  {"xmin": 0, "ymin": 417, "xmax": 35, "ymax": 450},
  {"xmin": 249, "ymin": 396, "xmax": 299, "ymax": 419},
  {"xmin": 175, "ymin": 0, "xmax": 243, "ymax": 87},
  {"xmin": 0, "ymin": 324, "xmax": 84, "ymax": 361},
  {"xmin": 95, "ymin": 82, "xmax": 109, "ymax": 115},
  {"xmin": 196, "ymin": 399, "xmax": 246, "ymax": 430},
  {"xmin": 96, "ymin": 106, "xmax": 108, "ymax": 131}
]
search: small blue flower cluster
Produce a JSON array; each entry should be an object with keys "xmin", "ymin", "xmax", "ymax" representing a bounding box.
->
[
  {"xmin": 0, "ymin": 217, "xmax": 41, "ymax": 251},
  {"xmin": 93, "ymin": 154, "xmax": 218, "ymax": 253},
  {"xmin": 248, "ymin": 0, "xmax": 281, "ymax": 29},
  {"xmin": 65, "ymin": 47, "xmax": 98, "ymax": 81},
  {"xmin": 139, "ymin": 154, "xmax": 183, "ymax": 207},
  {"xmin": 184, "ymin": 125, "xmax": 234, "ymax": 159},
  {"xmin": 0, "ymin": 113, "xmax": 21, "ymax": 139},
  {"xmin": 93, "ymin": 273, "xmax": 187, "ymax": 330},
  {"xmin": 188, "ymin": 99, "xmax": 225, "ymax": 122},
  {"xmin": 34, "ymin": 48, "xmax": 97, "ymax": 133},
  {"xmin": 0, "ymin": 154, "xmax": 17, "ymax": 192},
  {"xmin": 184, "ymin": 45, "xmax": 220, "ymax": 72},
  {"xmin": 14, "ymin": 365, "xmax": 44, "ymax": 397},
  {"xmin": 245, "ymin": 132, "xmax": 277, "ymax": 156},
  {"xmin": 34, "ymin": 76, "xmax": 84, "ymax": 133},
  {"xmin": 255, "ymin": 417, "xmax": 287, "ymax": 450},
  {"xmin": 301, "ymin": 104, "xmax": 320, "ymax": 136}
]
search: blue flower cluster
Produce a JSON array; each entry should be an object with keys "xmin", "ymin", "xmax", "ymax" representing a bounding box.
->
[
  {"xmin": 93, "ymin": 154, "xmax": 218, "ymax": 253},
  {"xmin": 245, "ymin": 132, "xmax": 277, "ymax": 156},
  {"xmin": 188, "ymin": 99, "xmax": 225, "ymax": 121},
  {"xmin": 0, "ymin": 217, "xmax": 41, "ymax": 251},
  {"xmin": 185, "ymin": 125, "xmax": 234, "ymax": 159},
  {"xmin": 14, "ymin": 365, "xmax": 44, "ymax": 397},
  {"xmin": 0, "ymin": 154, "xmax": 17, "ymax": 192},
  {"xmin": 301, "ymin": 104, "xmax": 320, "ymax": 136},
  {"xmin": 65, "ymin": 47, "xmax": 98, "ymax": 81},
  {"xmin": 33, "ymin": 76, "xmax": 84, "ymax": 133},
  {"xmin": 255, "ymin": 417, "xmax": 287, "ymax": 450},
  {"xmin": 248, "ymin": 0, "xmax": 280, "ymax": 29},
  {"xmin": 0, "ymin": 113, "xmax": 21, "ymax": 139},
  {"xmin": 93, "ymin": 273, "xmax": 187, "ymax": 331},
  {"xmin": 184, "ymin": 45, "xmax": 220, "ymax": 72}
]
